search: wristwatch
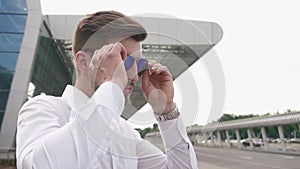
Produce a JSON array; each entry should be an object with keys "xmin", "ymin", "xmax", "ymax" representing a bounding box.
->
[{"xmin": 155, "ymin": 107, "xmax": 180, "ymax": 121}]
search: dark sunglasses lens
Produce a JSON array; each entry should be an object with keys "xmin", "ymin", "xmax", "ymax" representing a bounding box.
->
[
  {"xmin": 124, "ymin": 55, "xmax": 135, "ymax": 71},
  {"xmin": 137, "ymin": 59, "xmax": 148, "ymax": 76},
  {"xmin": 124, "ymin": 55, "xmax": 149, "ymax": 76}
]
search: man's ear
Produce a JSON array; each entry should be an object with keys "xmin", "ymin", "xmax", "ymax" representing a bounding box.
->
[{"xmin": 75, "ymin": 51, "xmax": 91, "ymax": 74}]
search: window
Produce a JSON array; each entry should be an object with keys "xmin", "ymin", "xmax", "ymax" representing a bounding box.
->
[
  {"xmin": 0, "ymin": 52, "xmax": 19, "ymax": 71},
  {"xmin": 0, "ymin": 0, "xmax": 27, "ymax": 14},
  {"xmin": 0, "ymin": 14, "xmax": 26, "ymax": 33}
]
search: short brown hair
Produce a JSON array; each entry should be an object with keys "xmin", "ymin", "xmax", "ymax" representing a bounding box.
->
[{"xmin": 72, "ymin": 11, "xmax": 147, "ymax": 56}]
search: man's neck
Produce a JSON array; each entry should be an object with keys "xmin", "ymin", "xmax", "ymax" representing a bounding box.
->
[{"xmin": 74, "ymin": 80, "xmax": 94, "ymax": 98}]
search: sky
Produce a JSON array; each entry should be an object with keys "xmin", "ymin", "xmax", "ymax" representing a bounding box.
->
[{"xmin": 40, "ymin": 0, "xmax": 300, "ymax": 128}]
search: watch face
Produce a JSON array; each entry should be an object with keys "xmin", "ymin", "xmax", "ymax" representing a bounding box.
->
[{"xmin": 166, "ymin": 113, "xmax": 173, "ymax": 120}]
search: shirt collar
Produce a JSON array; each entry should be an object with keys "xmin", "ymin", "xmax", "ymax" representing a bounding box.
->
[{"xmin": 62, "ymin": 85, "xmax": 90, "ymax": 110}]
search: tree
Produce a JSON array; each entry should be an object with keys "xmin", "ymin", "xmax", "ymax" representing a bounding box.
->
[{"xmin": 218, "ymin": 114, "xmax": 235, "ymax": 122}]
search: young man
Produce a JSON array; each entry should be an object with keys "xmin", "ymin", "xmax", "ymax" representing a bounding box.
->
[{"xmin": 16, "ymin": 11, "xmax": 198, "ymax": 169}]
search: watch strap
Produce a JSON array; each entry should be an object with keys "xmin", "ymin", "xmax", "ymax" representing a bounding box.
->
[{"xmin": 155, "ymin": 107, "xmax": 180, "ymax": 121}]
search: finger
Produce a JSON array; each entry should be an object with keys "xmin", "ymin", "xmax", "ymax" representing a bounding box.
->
[
  {"xmin": 91, "ymin": 44, "xmax": 114, "ymax": 68},
  {"xmin": 141, "ymin": 70, "xmax": 152, "ymax": 95},
  {"xmin": 149, "ymin": 65, "xmax": 173, "ymax": 82},
  {"xmin": 110, "ymin": 42, "xmax": 127, "ymax": 60},
  {"xmin": 149, "ymin": 63, "xmax": 160, "ymax": 71},
  {"xmin": 151, "ymin": 64, "xmax": 166, "ymax": 72},
  {"xmin": 148, "ymin": 60, "xmax": 157, "ymax": 68},
  {"xmin": 149, "ymin": 73, "xmax": 172, "ymax": 82},
  {"xmin": 112, "ymin": 60, "xmax": 128, "ymax": 90},
  {"xmin": 141, "ymin": 69, "xmax": 150, "ymax": 87},
  {"xmin": 95, "ymin": 44, "xmax": 114, "ymax": 60},
  {"xmin": 116, "ymin": 42, "xmax": 127, "ymax": 60},
  {"xmin": 153, "ymin": 65, "xmax": 171, "ymax": 76},
  {"xmin": 149, "ymin": 63, "xmax": 166, "ymax": 74},
  {"xmin": 147, "ymin": 60, "xmax": 156, "ymax": 75}
]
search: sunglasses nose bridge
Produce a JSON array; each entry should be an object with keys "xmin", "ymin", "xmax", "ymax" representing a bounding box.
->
[
  {"xmin": 124, "ymin": 55, "xmax": 149, "ymax": 76},
  {"xmin": 137, "ymin": 59, "xmax": 149, "ymax": 75}
]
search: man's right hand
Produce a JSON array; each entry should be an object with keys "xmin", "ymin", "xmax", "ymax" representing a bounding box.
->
[{"xmin": 89, "ymin": 42, "xmax": 128, "ymax": 92}]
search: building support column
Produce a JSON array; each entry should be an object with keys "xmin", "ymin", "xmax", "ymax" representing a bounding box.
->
[
  {"xmin": 225, "ymin": 130, "xmax": 231, "ymax": 148},
  {"xmin": 235, "ymin": 129, "xmax": 241, "ymax": 149},
  {"xmin": 261, "ymin": 127, "xmax": 269, "ymax": 151},
  {"xmin": 195, "ymin": 133, "xmax": 200, "ymax": 146},
  {"xmin": 247, "ymin": 128, "xmax": 254, "ymax": 149},
  {"xmin": 278, "ymin": 125, "xmax": 286, "ymax": 152},
  {"xmin": 210, "ymin": 132, "xmax": 215, "ymax": 147},
  {"xmin": 298, "ymin": 124, "xmax": 300, "ymax": 138},
  {"xmin": 191, "ymin": 133, "xmax": 195, "ymax": 146},
  {"xmin": 203, "ymin": 132, "xmax": 208, "ymax": 145},
  {"xmin": 217, "ymin": 131, "xmax": 222, "ymax": 147}
]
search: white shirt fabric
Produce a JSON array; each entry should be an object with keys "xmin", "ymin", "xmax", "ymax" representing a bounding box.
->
[{"xmin": 16, "ymin": 82, "xmax": 198, "ymax": 169}]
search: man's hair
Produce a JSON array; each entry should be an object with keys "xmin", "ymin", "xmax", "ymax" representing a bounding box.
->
[{"xmin": 72, "ymin": 10, "xmax": 147, "ymax": 56}]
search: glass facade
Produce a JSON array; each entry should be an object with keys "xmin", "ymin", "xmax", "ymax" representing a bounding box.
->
[
  {"xmin": 30, "ymin": 34, "xmax": 74, "ymax": 97},
  {"xmin": 0, "ymin": 0, "xmax": 27, "ymax": 126}
]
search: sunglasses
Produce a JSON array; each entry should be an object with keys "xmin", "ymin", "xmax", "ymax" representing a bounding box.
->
[{"xmin": 124, "ymin": 55, "xmax": 149, "ymax": 76}]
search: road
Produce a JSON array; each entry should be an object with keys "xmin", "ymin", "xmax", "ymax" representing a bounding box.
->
[{"xmin": 195, "ymin": 146, "xmax": 300, "ymax": 169}]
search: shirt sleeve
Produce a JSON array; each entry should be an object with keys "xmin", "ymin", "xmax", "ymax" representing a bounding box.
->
[
  {"xmin": 136, "ymin": 116, "xmax": 198, "ymax": 169},
  {"xmin": 16, "ymin": 82, "xmax": 126, "ymax": 169}
]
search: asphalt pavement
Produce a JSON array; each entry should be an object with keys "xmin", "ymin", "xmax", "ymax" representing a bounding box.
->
[{"xmin": 195, "ymin": 146, "xmax": 300, "ymax": 169}]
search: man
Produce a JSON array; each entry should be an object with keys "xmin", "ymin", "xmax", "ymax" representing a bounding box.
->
[{"xmin": 16, "ymin": 11, "xmax": 198, "ymax": 169}]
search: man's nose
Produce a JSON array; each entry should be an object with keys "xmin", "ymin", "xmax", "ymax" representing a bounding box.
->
[
  {"xmin": 126, "ymin": 64, "xmax": 139, "ymax": 83},
  {"xmin": 131, "ymin": 74, "xmax": 138, "ymax": 83}
]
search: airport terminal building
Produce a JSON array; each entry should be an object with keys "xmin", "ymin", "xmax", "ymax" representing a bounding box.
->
[{"xmin": 0, "ymin": 0, "xmax": 222, "ymax": 150}]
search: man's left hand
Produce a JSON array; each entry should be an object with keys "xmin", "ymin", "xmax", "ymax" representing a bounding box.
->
[{"xmin": 141, "ymin": 62, "xmax": 176, "ymax": 114}]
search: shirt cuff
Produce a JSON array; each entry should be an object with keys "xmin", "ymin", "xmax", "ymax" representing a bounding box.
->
[
  {"xmin": 157, "ymin": 115, "xmax": 190, "ymax": 151},
  {"xmin": 94, "ymin": 82, "xmax": 125, "ymax": 115},
  {"xmin": 76, "ymin": 82, "xmax": 126, "ymax": 152}
]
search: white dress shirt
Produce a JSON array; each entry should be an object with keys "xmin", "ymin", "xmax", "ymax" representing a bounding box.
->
[{"xmin": 16, "ymin": 82, "xmax": 198, "ymax": 169}]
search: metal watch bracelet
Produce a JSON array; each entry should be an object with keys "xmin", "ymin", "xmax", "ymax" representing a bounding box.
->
[{"xmin": 154, "ymin": 106, "xmax": 180, "ymax": 121}]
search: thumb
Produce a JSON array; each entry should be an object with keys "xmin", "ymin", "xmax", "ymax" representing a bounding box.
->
[{"xmin": 141, "ymin": 70, "xmax": 153, "ymax": 100}]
